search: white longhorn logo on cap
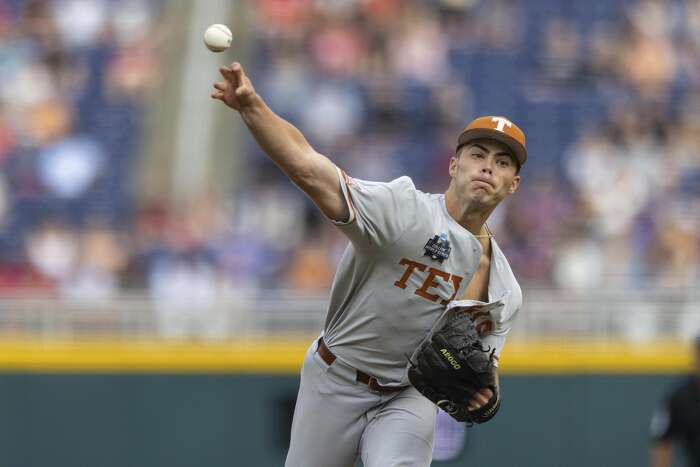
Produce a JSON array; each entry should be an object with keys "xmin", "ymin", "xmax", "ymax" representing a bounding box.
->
[{"xmin": 491, "ymin": 117, "xmax": 512, "ymax": 132}]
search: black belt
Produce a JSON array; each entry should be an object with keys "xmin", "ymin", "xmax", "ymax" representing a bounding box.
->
[{"xmin": 317, "ymin": 337, "xmax": 409, "ymax": 395}]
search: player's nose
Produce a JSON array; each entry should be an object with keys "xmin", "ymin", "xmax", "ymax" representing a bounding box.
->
[
  {"xmin": 480, "ymin": 155, "xmax": 495, "ymax": 174},
  {"xmin": 480, "ymin": 163, "xmax": 493, "ymax": 175}
]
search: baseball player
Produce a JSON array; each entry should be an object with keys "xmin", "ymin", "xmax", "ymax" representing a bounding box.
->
[{"xmin": 211, "ymin": 62, "xmax": 525, "ymax": 467}]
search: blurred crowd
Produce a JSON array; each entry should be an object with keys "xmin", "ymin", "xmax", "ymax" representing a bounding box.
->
[
  {"xmin": 0, "ymin": 0, "xmax": 165, "ymax": 299},
  {"xmin": 245, "ymin": 0, "xmax": 700, "ymax": 293},
  {"xmin": 0, "ymin": 0, "xmax": 699, "ymax": 304}
]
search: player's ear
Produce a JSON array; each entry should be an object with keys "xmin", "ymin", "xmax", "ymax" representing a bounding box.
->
[
  {"xmin": 449, "ymin": 156, "xmax": 459, "ymax": 178},
  {"xmin": 508, "ymin": 175, "xmax": 521, "ymax": 194}
]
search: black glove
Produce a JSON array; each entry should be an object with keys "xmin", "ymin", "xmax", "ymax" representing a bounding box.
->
[{"xmin": 408, "ymin": 308, "xmax": 500, "ymax": 423}]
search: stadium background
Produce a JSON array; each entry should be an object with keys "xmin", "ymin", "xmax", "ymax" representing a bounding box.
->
[{"xmin": 0, "ymin": 0, "xmax": 698, "ymax": 466}]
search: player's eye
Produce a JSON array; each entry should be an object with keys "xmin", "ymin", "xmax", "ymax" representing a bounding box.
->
[
  {"xmin": 497, "ymin": 158, "xmax": 512, "ymax": 168},
  {"xmin": 471, "ymin": 152, "xmax": 485, "ymax": 159}
]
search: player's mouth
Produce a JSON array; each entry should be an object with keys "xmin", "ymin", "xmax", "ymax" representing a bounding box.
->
[{"xmin": 471, "ymin": 177, "xmax": 495, "ymax": 189}]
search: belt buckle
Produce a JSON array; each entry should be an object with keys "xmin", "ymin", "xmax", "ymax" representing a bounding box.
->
[{"xmin": 367, "ymin": 377, "xmax": 382, "ymax": 394}]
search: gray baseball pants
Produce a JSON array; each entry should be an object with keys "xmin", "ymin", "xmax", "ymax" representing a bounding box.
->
[{"xmin": 285, "ymin": 338, "xmax": 437, "ymax": 467}]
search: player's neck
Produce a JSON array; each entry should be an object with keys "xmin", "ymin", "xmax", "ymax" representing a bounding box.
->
[{"xmin": 444, "ymin": 190, "xmax": 494, "ymax": 237}]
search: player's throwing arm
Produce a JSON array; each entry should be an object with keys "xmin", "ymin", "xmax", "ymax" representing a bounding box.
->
[{"xmin": 211, "ymin": 62, "xmax": 349, "ymax": 224}]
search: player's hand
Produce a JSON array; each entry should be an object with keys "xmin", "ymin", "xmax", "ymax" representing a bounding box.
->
[
  {"xmin": 467, "ymin": 387, "xmax": 494, "ymax": 411},
  {"xmin": 211, "ymin": 62, "xmax": 258, "ymax": 111}
]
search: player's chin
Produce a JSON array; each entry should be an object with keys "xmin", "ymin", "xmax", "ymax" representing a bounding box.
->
[{"xmin": 469, "ymin": 190, "xmax": 496, "ymax": 204}]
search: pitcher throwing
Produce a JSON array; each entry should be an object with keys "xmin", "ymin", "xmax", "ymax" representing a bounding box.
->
[{"xmin": 212, "ymin": 62, "xmax": 526, "ymax": 467}]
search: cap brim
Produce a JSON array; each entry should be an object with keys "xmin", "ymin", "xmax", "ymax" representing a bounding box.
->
[{"xmin": 457, "ymin": 128, "xmax": 527, "ymax": 167}]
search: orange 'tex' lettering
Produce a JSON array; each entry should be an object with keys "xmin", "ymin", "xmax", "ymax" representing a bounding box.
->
[
  {"xmin": 394, "ymin": 259, "xmax": 427, "ymax": 289},
  {"xmin": 394, "ymin": 258, "xmax": 464, "ymax": 305},
  {"xmin": 415, "ymin": 268, "xmax": 451, "ymax": 302}
]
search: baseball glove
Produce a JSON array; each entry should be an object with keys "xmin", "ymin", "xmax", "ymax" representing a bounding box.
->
[{"xmin": 408, "ymin": 307, "xmax": 500, "ymax": 424}]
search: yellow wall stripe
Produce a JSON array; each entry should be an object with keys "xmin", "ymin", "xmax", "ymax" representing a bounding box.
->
[
  {"xmin": 500, "ymin": 339, "xmax": 692, "ymax": 374},
  {"xmin": 0, "ymin": 337, "xmax": 692, "ymax": 374}
]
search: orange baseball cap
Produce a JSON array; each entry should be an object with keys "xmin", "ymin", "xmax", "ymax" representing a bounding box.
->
[{"xmin": 456, "ymin": 116, "xmax": 527, "ymax": 167}]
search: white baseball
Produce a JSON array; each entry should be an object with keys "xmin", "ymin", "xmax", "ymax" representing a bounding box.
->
[{"xmin": 203, "ymin": 24, "xmax": 232, "ymax": 53}]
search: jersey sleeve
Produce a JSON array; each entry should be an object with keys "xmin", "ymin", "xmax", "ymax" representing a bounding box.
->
[{"xmin": 330, "ymin": 168, "xmax": 418, "ymax": 249}]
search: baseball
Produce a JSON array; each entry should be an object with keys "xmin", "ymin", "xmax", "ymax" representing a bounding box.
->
[{"xmin": 203, "ymin": 24, "xmax": 232, "ymax": 52}]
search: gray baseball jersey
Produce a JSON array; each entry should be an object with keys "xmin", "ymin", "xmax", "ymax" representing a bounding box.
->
[{"xmin": 324, "ymin": 169, "xmax": 522, "ymax": 385}]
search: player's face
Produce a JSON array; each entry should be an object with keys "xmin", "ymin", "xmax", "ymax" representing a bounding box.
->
[{"xmin": 449, "ymin": 139, "xmax": 521, "ymax": 207}]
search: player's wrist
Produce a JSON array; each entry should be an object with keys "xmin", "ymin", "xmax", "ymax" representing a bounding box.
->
[{"xmin": 238, "ymin": 93, "xmax": 264, "ymax": 121}]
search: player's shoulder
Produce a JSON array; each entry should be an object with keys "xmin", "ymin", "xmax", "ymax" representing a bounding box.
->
[
  {"xmin": 348, "ymin": 175, "xmax": 416, "ymax": 193},
  {"xmin": 385, "ymin": 176, "xmax": 443, "ymax": 203},
  {"xmin": 388, "ymin": 175, "xmax": 417, "ymax": 192},
  {"xmin": 388, "ymin": 175, "xmax": 417, "ymax": 194}
]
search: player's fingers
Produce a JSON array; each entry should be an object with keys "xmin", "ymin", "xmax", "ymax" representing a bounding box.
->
[
  {"xmin": 231, "ymin": 62, "xmax": 246, "ymax": 86},
  {"xmin": 219, "ymin": 66, "xmax": 234, "ymax": 81},
  {"xmin": 213, "ymin": 81, "xmax": 227, "ymax": 91},
  {"xmin": 472, "ymin": 392, "xmax": 490, "ymax": 405},
  {"xmin": 467, "ymin": 396, "xmax": 482, "ymax": 409},
  {"xmin": 467, "ymin": 390, "xmax": 491, "ymax": 410},
  {"xmin": 211, "ymin": 91, "xmax": 224, "ymax": 100}
]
